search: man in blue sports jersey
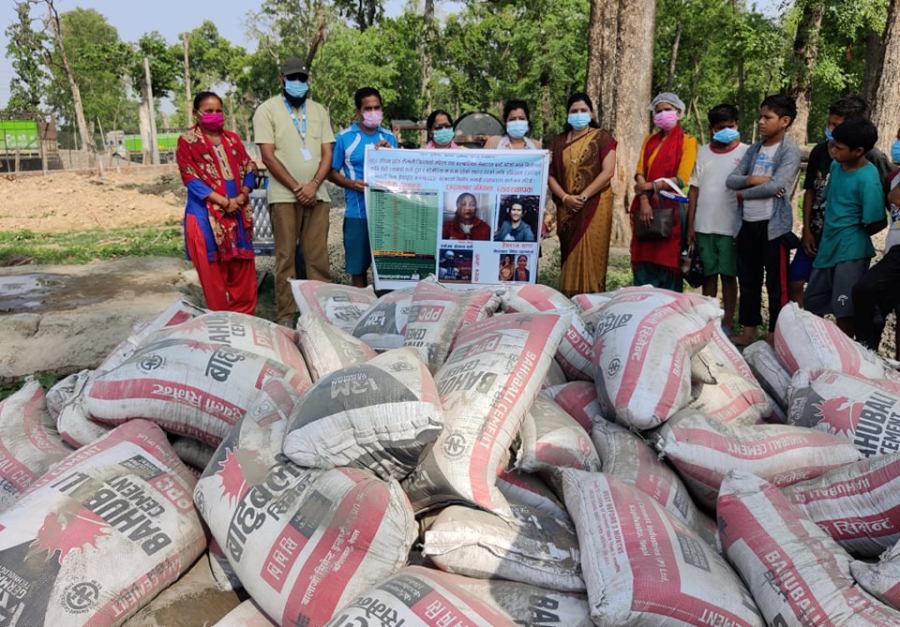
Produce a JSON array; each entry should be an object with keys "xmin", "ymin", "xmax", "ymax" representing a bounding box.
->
[{"xmin": 330, "ymin": 87, "xmax": 398, "ymax": 287}]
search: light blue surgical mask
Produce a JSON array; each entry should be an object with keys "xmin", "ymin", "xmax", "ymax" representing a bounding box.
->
[
  {"xmin": 568, "ymin": 112, "xmax": 592, "ymax": 130},
  {"xmin": 891, "ymin": 139, "xmax": 900, "ymax": 164},
  {"xmin": 712, "ymin": 128, "xmax": 740, "ymax": 144},
  {"xmin": 433, "ymin": 127, "xmax": 455, "ymax": 146},
  {"xmin": 824, "ymin": 126, "xmax": 834, "ymax": 142},
  {"xmin": 284, "ymin": 80, "xmax": 309, "ymax": 99},
  {"xmin": 506, "ymin": 120, "xmax": 529, "ymax": 139}
]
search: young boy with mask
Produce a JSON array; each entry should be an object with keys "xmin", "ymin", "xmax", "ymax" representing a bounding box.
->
[
  {"xmin": 805, "ymin": 118, "xmax": 886, "ymax": 337},
  {"xmin": 330, "ymin": 87, "xmax": 397, "ymax": 288},
  {"xmin": 686, "ymin": 104, "xmax": 748, "ymax": 335},
  {"xmin": 726, "ymin": 94, "xmax": 802, "ymax": 345},
  {"xmin": 853, "ymin": 126, "xmax": 900, "ymax": 356},
  {"xmin": 788, "ymin": 95, "xmax": 893, "ymax": 305}
]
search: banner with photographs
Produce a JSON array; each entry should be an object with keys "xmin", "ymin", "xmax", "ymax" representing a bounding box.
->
[{"xmin": 364, "ymin": 147, "xmax": 550, "ymax": 290}]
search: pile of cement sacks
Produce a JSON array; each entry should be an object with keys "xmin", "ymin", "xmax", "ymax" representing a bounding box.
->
[{"xmin": 1, "ymin": 276, "xmax": 899, "ymax": 626}]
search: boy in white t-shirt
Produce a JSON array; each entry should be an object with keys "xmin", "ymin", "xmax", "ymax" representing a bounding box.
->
[{"xmin": 687, "ymin": 104, "xmax": 749, "ymax": 335}]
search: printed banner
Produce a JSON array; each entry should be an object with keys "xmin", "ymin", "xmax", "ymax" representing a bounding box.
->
[{"xmin": 364, "ymin": 148, "xmax": 550, "ymax": 290}]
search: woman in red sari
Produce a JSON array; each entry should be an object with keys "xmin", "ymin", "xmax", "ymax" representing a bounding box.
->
[
  {"xmin": 630, "ymin": 92, "xmax": 698, "ymax": 291},
  {"xmin": 176, "ymin": 91, "xmax": 258, "ymax": 313},
  {"xmin": 548, "ymin": 92, "xmax": 617, "ymax": 296}
]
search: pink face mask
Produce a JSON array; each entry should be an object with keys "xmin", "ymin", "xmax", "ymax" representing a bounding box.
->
[
  {"xmin": 362, "ymin": 110, "xmax": 383, "ymax": 129},
  {"xmin": 654, "ymin": 109, "xmax": 679, "ymax": 131},
  {"xmin": 199, "ymin": 112, "xmax": 225, "ymax": 131}
]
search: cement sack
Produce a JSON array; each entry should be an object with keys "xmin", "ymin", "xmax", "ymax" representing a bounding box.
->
[
  {"xmin": 501, "ymin": 284, "xmax": 594, "ymax": 381},
  {"xmin": 496, "ymin": 469, "xmax": 568, "ymax": 519},
  {"xmin": 542, "ymin": 358, "xmax": 567, "ymax": 389},
  {"xmin": 788, "ymin": 369, "xmax": 900, "ymax": 458},
  {"xmin": 151, "ymin": 311, "xmax": 307, "ymax": 373},
  {"xmin": 57, "ymin": 397, "xmax": 111, "ymax": 448},
  {"xmin": 775, "ymin": 302, "xmax": 899, "ymax": 381},
  {"xmin": 403, "ymin": 312, "xmax": 569, "ymax": 517},
  {"xmin": 687, "ymin": 328, "xmax": 771, "ymax": 424},
  {"xmin": 451, "ymin": 577, "xmax": 591, "ymax": 627},
  {"xmin": 515, "ymin": 395, "xmax": 599, "ymax": 475},
  {"xmin": 852, "ymin": 542, "xmax": 900, "ymax": 610},
  {"xmin": 562, "ymin": 470, "xmax": 763, "ymax": 626},
  {"xmin": 0, "ymin": 420, "xmax": 205, "ymax": 626},
  {"xmin": 289, "ymin": 279, "xmax": 376, "ymax": 334},
  {"xmin": 297, "ymin": 312, "xmax": 376, "ymax": 382},
  {"xmin": 592, "ymin": 419, "xmax": 716, "ymax": 545},
  {"xmin": 282, "ymin": 347, "xmax": 443, "ymax": 480},
  {"xmin": 214, "ymin": 600, "xmax": 275, "ymax": 626},
  {"xmin": 121, "ymin": 554, "xmax": 241, "ymax": 627},
  {"xmin": 352, "ymin": 287, "xmax": 414, "ymax": 352},
  {"xmin": 98, "ymin": 299, "xmax": 208, "ymax": 373},
  {"xmin": 84, "ymin": 338, "xmax": 312, "ymax": 446},
  {"xmin": 46, "ymin": 370, "xmax": 92, "ymax": 420},
  {"xmin": 0, "ymin": 379, "xmax": 70, "ymax": 512},
  {"xmin": 324, "ymin": 565, "xmax": 516, "ymax": 627},
  {"xmin": 570, "ymin": 292, "xmax": 613, "ymax": 313},
  {"xmin": 743, "ymin": 340, "xmax": 791, "ymax": 411},
  {"xmin": 170, "ymin": 437, "xmax": 215, "ymax": 473},
  {"xmin": 194, "ymin": 394, "xmax": 415, "ymax": 627},
  {"xmin": 762, "ymin": 391, "xmax": 788, "ymax": 424},
  {"xmin": 403, "ymin": 279, "xmax": 501, "ymax": 373},
  {"xmin": 783, "ymin": 453, "xmax": 900, "ymax": 558},
  {"xmin": 718, "ymin": 471, "xmax": 900, "ymax": 626},
  {"xmin": 422, "ymin": 504, "xmax": 584, "ymax": 592},
  {"xmin": 542, "ymin": 381, "xmax": 602, "ymax": 430},
  {"xmin": 656, "ymin": 409, "xmax": 862, "ymax": 509},
  {"xmin": 591, "ymin": 287, "xmax": 721, "ymax": 430},
  {"xmin": 208, "ymin": 539, "xmax": 242, "ymax": 592}
]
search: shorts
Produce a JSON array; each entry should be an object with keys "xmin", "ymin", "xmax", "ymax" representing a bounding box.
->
[
  {"xmin": 788, "ymin": 246, "xmax": 814, "ymax": 283},
  {"xmin": 805, "ymin": 258, "xmax": 870, "ymax": 318},
  {"xmin": 343, "ymin": 217, "xmax": 372, "ymax": 275},
  {"xmin": 696, "ymin": 232, "xmax": 737, "ymax": 277}
]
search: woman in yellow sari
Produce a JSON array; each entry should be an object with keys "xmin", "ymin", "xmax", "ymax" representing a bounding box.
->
[{"xmin": 548, "ymin": 92, "xmax": 617, "ymax": 296}]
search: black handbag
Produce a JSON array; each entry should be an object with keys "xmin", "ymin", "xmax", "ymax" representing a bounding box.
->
[{"xmin": 634, "ymin": 203, "xmax": 675, "ymax": 240}]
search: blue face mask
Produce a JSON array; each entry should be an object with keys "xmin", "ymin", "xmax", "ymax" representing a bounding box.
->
[
  {"xmin": 824, "ymin": 126, "xmax": 834, "ymax": 142},
  {"xmin": 712, "ymin": 128, "xmax": 740, "ymax": 144},
  {"xmin": 284, "ymin": 80, "xmax": 309, "ymax": 99},
  {"xmin": 568, "ymin": 112, "xmax": 592, "ymax": 130},
  {"xmin": 433, "ymin": 127, "xmax": 455, "ymax": 145},
  {"xmin": 506, "ymin": 120, "xmax": 529, "ymax": 139},
  {"xmin": 891, "ymin": 139, "xmax": 900, "ymax": 164}
]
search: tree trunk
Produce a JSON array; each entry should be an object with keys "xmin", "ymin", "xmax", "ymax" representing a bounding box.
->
[
  {"xmin": 306, "ymin": 10, "xmax": 328, "ymax": 68},
  {"xmin": 144, "ymin": 56, "xmax": 160, "ymax": 165},
  {"xmin": 870, "ymin": 0, "xmax": 900, "ymax": 154},
  {"xmin": 586, "ymin": 0, "xmax": 656, "ymax": 246},
  {"xmin": 418, "ymin": 0, "xmax": 436, "ymax": 114},
  {"xmin": 45, "ymin": 0, "xmax": 95, "ymax": 160},
  {"xmin": 138, "ymin": 95, "xmax": 152, "ymax": 165},
  {"xmin": 183, "ymin": 34, "xmax": 192, "ymax": 126},
  {"xmin": 787, "ymin": 0, "xmax": 825, "ymax": 147},
  {"xmin": 861, "ymin": 29, "xmax": 883, "ymax": 106},
  {"xmin": 666, "ymin": 23, "xmax": 682, "ymax": 92}
]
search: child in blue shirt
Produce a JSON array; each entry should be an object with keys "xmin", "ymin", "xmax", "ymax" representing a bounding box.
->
[
  {"xmin": 805, "ymin": 118, "xmax": 886, "ymax": 337},
  {"xmin": 330, "ymin": 87, "xmax": 398, "ymax": 287}
]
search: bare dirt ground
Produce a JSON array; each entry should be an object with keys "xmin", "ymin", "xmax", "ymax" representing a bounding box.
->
[{"xmin": 0, "ymin": 168, "xmax": 184, "ymax": 232}]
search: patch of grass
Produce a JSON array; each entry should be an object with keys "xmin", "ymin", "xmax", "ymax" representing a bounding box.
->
[
  {"xmin": 537, "ymin": 243, "xmax": 633, "ymax": 292},
  {"xmin": 0, "ymin": 226, "xmax": 183, "ymax": 265}
]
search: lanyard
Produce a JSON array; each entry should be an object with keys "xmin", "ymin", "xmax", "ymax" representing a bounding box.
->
[{"xmin": 283, "ymin": 97, "xmax": 307, "ymax": 142}]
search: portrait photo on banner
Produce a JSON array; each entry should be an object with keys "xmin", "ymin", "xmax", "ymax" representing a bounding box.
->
[
  {"xmin": 438, "ymin": 247, "xmax": 474, "ymax": 283},
  {"xmin": 494, "ymin": 194, "xmax": 540, "ymax": 243},
  {"xmin": 441, "ymin": 191, "xmax": 494, "ymax": 241}
]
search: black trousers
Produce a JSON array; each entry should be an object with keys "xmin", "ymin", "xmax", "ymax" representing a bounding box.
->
[
  {"xmin": 736, "ymin": 220, "xmax": 789, "ymax": 332},
  {"xmin": 853, "ymin": 246, "xmax": 900, "ymax": 350}
]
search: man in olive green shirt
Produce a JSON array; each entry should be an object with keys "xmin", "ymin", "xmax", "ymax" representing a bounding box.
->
[{"xmin": 253, "ymin": 57, "xmax": 336, "ymax": 325}]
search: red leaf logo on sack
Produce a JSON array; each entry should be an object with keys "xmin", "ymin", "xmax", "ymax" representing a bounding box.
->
[
  {"xmin": 815, "ymin": 396, "xmax": 864, "ymax": 434},
  {"xmin": 216, "ymin": 448, "xmax": 265, "ymax": 504},
  {"xmin": 32, "ymin": 505, "xmax": 111, "ymax": 565}
]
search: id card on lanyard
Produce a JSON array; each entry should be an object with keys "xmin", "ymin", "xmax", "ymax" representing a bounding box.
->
[{"xmin": 283, "ymin": 97, "xmax": 313, "ymax": 161}]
